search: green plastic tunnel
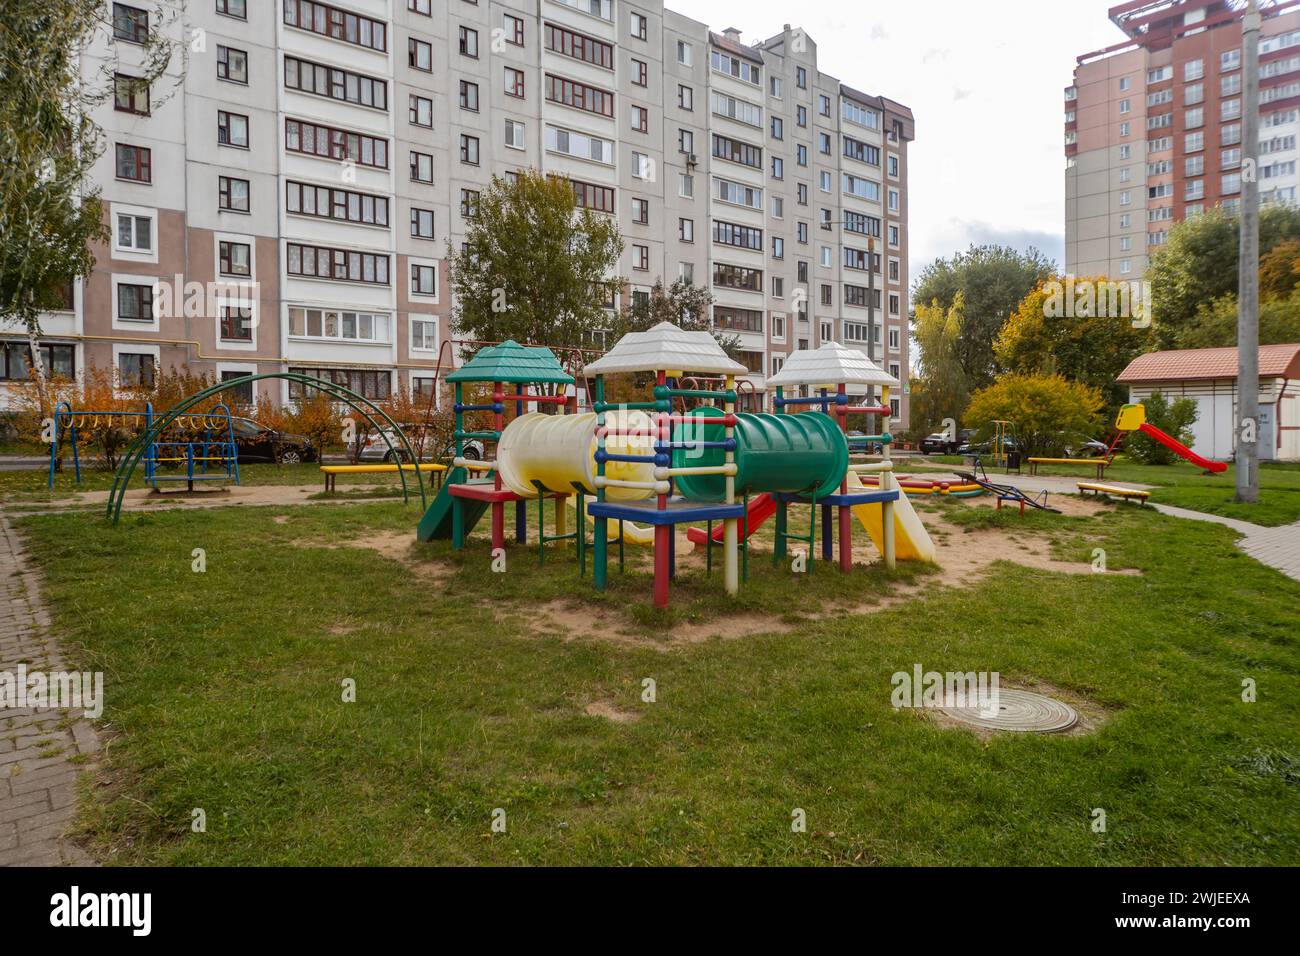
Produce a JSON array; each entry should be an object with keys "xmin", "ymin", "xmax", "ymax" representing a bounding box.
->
[{"xmin": 671, "ymin": 408, "xmax": 849, "ymax": 502}]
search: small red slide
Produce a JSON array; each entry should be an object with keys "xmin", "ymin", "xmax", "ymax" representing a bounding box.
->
[
  {"xmin": 1139, "ymin": 423, "xmax": 1228, "ymax": 473},
  {"xmin": 686, "ymin": 493, "xmax": 776, "ymax": 547}
]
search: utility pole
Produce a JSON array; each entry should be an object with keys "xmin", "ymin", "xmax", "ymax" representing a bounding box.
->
[{"xmin": 1237, "ymin": 0, "xmax": 1261, "ymax": 503}]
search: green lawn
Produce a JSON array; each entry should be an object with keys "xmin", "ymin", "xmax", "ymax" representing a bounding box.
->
[
  {"xmin": 13, "ymin": 495, "xmax": 1300, "ymax": 865},
  {"xmin": 900, "ymin": 456, "xmax": 1300, "ymax": 527}
]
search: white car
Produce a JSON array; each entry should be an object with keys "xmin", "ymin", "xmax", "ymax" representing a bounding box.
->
[{"xmin": 352, "ymin": 429, "xmax": 483, "ymax": 463}]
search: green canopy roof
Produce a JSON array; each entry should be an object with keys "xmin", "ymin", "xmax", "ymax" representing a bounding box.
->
[{"xmin": 444, "ymin": 340, "xmax": 575, "ymax": 385}]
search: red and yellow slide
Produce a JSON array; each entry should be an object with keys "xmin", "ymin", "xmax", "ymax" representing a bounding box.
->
[{"xmin": 1115, "ymin": 404, "xmax": 1228, "ymax": 474}]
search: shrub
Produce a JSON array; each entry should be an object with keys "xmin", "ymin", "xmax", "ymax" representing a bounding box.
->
[
  {"xmin": 1123, "ymin": 390, "xmax": 1199, "ymax": 465},
  {"xmin": 964, "ymin": 373, "xmax": 1105, "ymax": 457}
]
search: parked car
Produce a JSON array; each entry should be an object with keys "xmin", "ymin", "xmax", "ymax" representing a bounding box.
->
[
  {"xmin": 920, "ymin": 429, "xmax": 974, "ymax": 455},
  {"xmin": 846, "ymin": 430, "xmax": 885, "ymax": 455},
  {"xmin": 1065, "ymin": 438, "xmax": 1111, "ymax": 458},
  {"xmin": 229, "ymin": 417, "xmax": 317, "ymax": 464},
  {"xmin": 353, "ymin": 428, "xmax": 483, "ymax": 463}
]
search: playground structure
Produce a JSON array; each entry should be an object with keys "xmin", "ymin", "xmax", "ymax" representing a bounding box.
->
[
  {"xmin": 418, "ymin": 326, "xmax": 936, "ymax": 608},
  {"xmin": 1115, "ymin": 403, "xmax": 1229, "ymax": 474},
  {"xmin": 50, "ymin": 402, "xmax": 240, "ymax": 492}
]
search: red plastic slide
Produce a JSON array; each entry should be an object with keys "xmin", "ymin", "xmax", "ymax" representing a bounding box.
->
[
  {"xmin": 1138, "ymin": 423, "xmax": 1228, "ymax": 473},
  {"xmin": 686, "ymin": 493, "xmax": 776, "ymax": 547}
]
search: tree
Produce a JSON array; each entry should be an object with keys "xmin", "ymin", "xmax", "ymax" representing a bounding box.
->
[
  {"xmin": 1147, "ymin": 204, "xmax": 1300, "ymax": 347},
  {"xmin": 964, "ymin": 373, "xmax": 1105, "ymax": 457},
  {"xmin": 995, "ymin": 276, "xmax": 1155, "ymax": 414},
  {"xmin": 611, "ymin": 278, "xmax": 738, "ymax": 353},
  {"xmin": 447, "ymin": 170, "xmax": 624, "ymax": 356},
  {"xmin": 0, "ymin": 2, "xmax": 179, "ymax": 411},
  {"xmin": 1259, "ymin": 237, "xmax": 1300, "ymax": 302},
  {"xmin": 1174, "ymin": 289, "xmax": 1300, "ymax": 349},
  {"xmin": 908, "ymin": 294, "xmax": 969, "ymax": 440},
  {"xmin": 912, "ymin": 244, "xmax": 1055, "ymax": 388},
  {"xmin": 1123, "ymin": 390, "xmax": 1198, "ymax": 465}
]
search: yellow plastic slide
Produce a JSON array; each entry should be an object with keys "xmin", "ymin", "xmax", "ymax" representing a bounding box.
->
[
  {"xmin": 566, "ymin": 495, "xmax": 655, "ymax": 545},
  {"xmin": 846, "ymin": 471, "xmax": 936, "ymax": 562}
]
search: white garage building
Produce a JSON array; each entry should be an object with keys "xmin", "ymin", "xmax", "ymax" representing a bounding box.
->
[{"xmin": 1117, "ymin": 344, "xmax": 1300, "ymax": 463}]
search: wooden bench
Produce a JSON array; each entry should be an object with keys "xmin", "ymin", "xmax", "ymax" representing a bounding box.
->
[
  {"xmin": 1076, "ymin": 481, "xmax": 1150, "ymax": 504},
  {"xmin": 1029, "ymin": 457, "xmax": 1109, "ymax": 479},
  {"xmin": 320, "ymin": 462, "xmax": 447, "ymax": 493}
]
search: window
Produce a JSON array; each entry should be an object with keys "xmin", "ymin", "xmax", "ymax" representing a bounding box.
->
[
  {"xmin": 545, "ymin": 74, "xmax": 613, "ymax": 117},
  {"xmin": 286, "ymin": 181, "xmax": 389, "ymax": 226},
  {"xmin": 678, "ymin": 129, "xmax": 694, "ymax": 154},
  {"xmin": 714, "ymin": 176, "xmax": 762, "ymax": 209},
  {"xmin": 820, "ymin": 246, "xmax": 832, "ymax": 267},
  {"xmin": 409, "ymin": 38, "xmax": 433, "ymax": 72},
  {"xmin": 771, "ymin": 236, "xmax": 784, "ymax": 259},
  {"xmin": 287, "ymin": 244, "xmax": 389, "ymax": 284},
  {"xmin": 113, "ymin": 3, "xmax": 148, "ymax": 43},
  {"xmin": 288, "ymin": 367, "xmax": 391, "ymax": 400},
  {"xmin": 409, "ymin": 94, "xmax": 433, "ymax": 128},
  {"xmin": 1147, "ymin": 65, "xmax": 1172, "ymax": 83},
  {"xmin": 842, "ymin": 98, "xmax": 880, "ymax": 129},
  {"xmin": 503, "ymin": 119, "xmax": 526, "ymax": 151},
  {"xmin": 798, "ymin": 261, "xmax": 808, "ymax": 282},
  {"xmin": 504, "ymin": 14, "xmax": 524, "ymax": 45},
  {"xmin": 888, "ymin": 224, "xmax": 899, "ymax": 246},
  {"xmin": 217, "ymin": 0, "xmax": 246, "ymax": 16},
  {"xmin": 411, "ymin": 317, "xmax": 438, "ymax": 351},
  {"xmin": 677, "ymin": 41, "xmax": 693, "ymax": 66},
  {"xmin": 284, "ymin": 1, "xmax": 387, "ymax": 52},
  {"xmin": 219, "ymin": 305, "xmax": 253, "ymax": 342},
  {"xmin": 1184, "ymin": 179, "xmax": 1204, "ymax": 201},
  {"xmin": 1119, "ymin": 122, "xmax": 1131, "ymax": 137},
  {"xmin": 773, "ymin": 196, "xmax": 783, "ymax": 218},
  {"xmin": 1221, "ymin": 49, "xmax": 1241, "ymax": 72},
  {"xmin": 844, "ymin": 286, "xmax": 880, "ymax": 309},
  {"xmin": 678, "ymin": 85, "xmax": 693, "ymax": 110},
  {"xmin": 285, "ymin": 119, "xmax": 388, "ymax": 168},
  {"xmin": 460, "ymin": 189, "xmax": 480, "ymax": 218},
  {"xmin": 632, "ymin": 244, "xmax": 649, "ymax": 270},
  {"xmin": 283, "ymin": 56, "xmax": 386, "ymax": 110},
  {"xmin": 411, "ymin": 263, "xmax": 437, "ymax": 295},
  {"xmin": 796, "ymin": 66, "xmax": 807, "ymax": 89},
  {"xmin": 1221, "ymin": 98, "xmax": 1241, "ymax": 121},
  {"xmin": 1119, "ymin": 98, "xmax": 1131, "ymax": 114},
  {"xmin": 118, "ymin": 353, "xmax": 156, "ymax": 388},
  {"xmin": 460, "ymin": 134, "xmax": 480, "ymax": 165},
  {"xmin": 504, "ymin": 67, "xmax": 525, "ymax": 98},
  {"xmin": 772, "ymin": 279, "xmax": 784, "ymax": 300},
  {"xmin": 712, "ymin": 133, "xmax": 761, "ymax": 168},
  {"xmin": 411, "ymin": 207, "xmax": 435, "ymax": 239},
  {"xmin": 819, "ymin": 94, "xmax": 831, "ymax": 116},
  {"xmin": 571, "ymin": 179, "xmax": 615, "ymax": 213},
  {"xmin": 1222, "ymin": 74, "xmax": 1242, "ymax": 97},
  {"xmin": 1184, "ymin": 58, "xmax": 1204, "ymax": 82},
  {"xmin": 219, "ymin": 176, "xmax": 250, "ymax": 212},
  {"xmin": 843, "ymin": 136, "xmax": 881, "ymax": 165},
  {"xmin": 819, "ymin": 171, "xmax": 832, "ymax": 192},
  {"xmin": 770, "ymin": 116, "xmax": 783, "ymax": 140},
  {"xmin": 889, "ymin": 327, "xmax": 900, "ymax": 351},
  {"xmin": 797, "ymin": 145, "xmax": 807, "ymax": 167},
  {"xmin": 459, "ymin": 26, "xmax": 479, "ymax": 58},
  {"xmin": 218, "ymin": 110, "xmax": 249, "ymax": 148},
  {"xmin": 115, "ymin": 144, "xmax": 151, "ymax": 183},
  {"xmin": 1184, "ymin": 83, "xmax": 1203, "ymax": 105},
  {"xmin": 713, "ymin": 220, "xmax": 762, "ymax": 250},
  {"xmin": 1148, "ymin": 89, "xmax": 1172, "ymax": 107},
  {"xmin": 217, "ymin": 45, "xmax": 247, "ymax": 83},
  {"xmin": 1119, "ymin": 213, "xmax": 1131, "ymax": 228},
  {"xmin": 631, "ymin": 59, "xmax": 647, "ymax": 86},
  {"xmin": 545, "ymin": 22, "xmax": 613, "ymax": 69},
  {"xmin": 459, "ymin": 80, "xmax": 479, "ymax": 112},
  {"xmin": 843, "ymin": 247, "xmax": 880, "ymax": 272},
  {"xmin": 713, "ymin": 306, "xmax": 763, "ymax": 333},
  {"xmin": 630, "ymin": 12, "xmax": 646, "ymax": 41},
  {"xmin": 713, "ymin": 263, "xmax": 762, "ymax": 291},
  {"xmin": 769, "ymin": 76, "xmax": 783, "ymax": 99},
  {"xmin": 1119, "ymin": 75, "xmax": 1131, "ymax": 92},
  {"xmin": 1222, "ymin": 173, "xmax": 1241, "ymax": 195},
  {"xmin": 630, "ymin": 105, "xmax": 648, "ymax": 133},
  {"xmin": 798, "ymin": 183, "xmax": 808, "ymax": 204},
  {"xmin": 632, "ymin": 151, "xmax": 651, "ymax": 178},
  {"xmin": 218, "ymin": 240, "xmax": 250, "ymax": 276},
  {"xmin": 545, "ymin": 125, "xmax": 614, "ymax": 164},
  {"xmin": 409, "ymin": 151, "xmax": 434, "ymax": 183},
  {"xmin": 113, "ymin": 74, "xmax": 149, "ymax": 115},
  {"xmin": 632, "ymin": 198, "xmax": 649, "ymax": 224},
  {"xmin": 842, "ymin": 173, "xmax": 880, "ymax": 201},
  {"xmin": 117, "ymin": 283, "xmax": 152, "ymax": 322},
  {"xmin": 710, "ymin": 90, "xmax": 762, "ymax": 127},
  {"xmin": 710, "ymin": 49, "xmax": 760, "ymax": 85},
  {"xmin": 1222, "ymin": 123, "xmax": 1242, "ymax": 146},
  {"xmin": 1186, "ymin": 131, "xmax": 1204, "ymax": 152},
  {"xmin": 820, "ymin": 284, "xmax": 833, "ymax": 306},
  {"xmin": 115, "ymin": 212, "xmax": 152, "ymax": 252}
]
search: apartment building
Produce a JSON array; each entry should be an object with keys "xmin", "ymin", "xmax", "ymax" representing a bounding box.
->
[
  {"xmin": 5, "ymin": 0, "xmax": 914, "ymax": 425},
  {"xmin": 1066, "ymin": 0, "xmax": 1300, "ymax": 280}
]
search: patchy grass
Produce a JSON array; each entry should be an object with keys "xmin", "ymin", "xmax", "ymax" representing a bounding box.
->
[{"xmin": 13, "ymin": 497, "xmax": 1300, "ymax": 865}]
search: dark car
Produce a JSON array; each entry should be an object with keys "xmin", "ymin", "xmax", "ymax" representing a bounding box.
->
[
  {"xmin": 1065, "ymin": 438, "xmax": 1111, "ymax": 458},
  {"xmin": 921, "ymin": 429, "xmax": 974, "ymax": 455},
  {"xmin": 230, "ymin": 417, "xmax": 317, "ymax": 464}
]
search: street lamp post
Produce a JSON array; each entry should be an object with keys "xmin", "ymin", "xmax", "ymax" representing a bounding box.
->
[{"xmin": 1237, "ymin": 0, "xmax": 1261, "ymax": 503}]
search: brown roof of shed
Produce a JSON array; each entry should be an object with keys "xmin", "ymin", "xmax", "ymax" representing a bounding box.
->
[{"xmin": 1116, "ymin": 344, "xmax": 1300, "ymax": 383}]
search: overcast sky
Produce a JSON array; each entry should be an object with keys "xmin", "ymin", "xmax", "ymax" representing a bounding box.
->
[{"xmin": 685, "ymin": 0, "xmax": 1128, "ymax": 275}]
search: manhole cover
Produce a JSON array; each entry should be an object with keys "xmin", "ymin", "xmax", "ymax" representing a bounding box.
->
[{"xmin": 939, "ymin": 689, "xmax": 1078, "ymax": 733}]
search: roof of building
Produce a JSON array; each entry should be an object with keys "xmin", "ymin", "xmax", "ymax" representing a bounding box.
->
[
  {"xmin": 444, "ymin": 340, "xmax": 575, "ymax": 385},
  {"xmin": 766, "ymin": 341, "xmax": 900, "ymax": 389},
  {"xmin": 1116, "ymin": 344, "xmax": 1300, "ymax": 383},
  {"xmin": 708, "ymin": 30, "xmax": 764, "ymax": 64},
  {"xmin": 584, "ymin": 321, "xmax": 748, "ymax": 375}
]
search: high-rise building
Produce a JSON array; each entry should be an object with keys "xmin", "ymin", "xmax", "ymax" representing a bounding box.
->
[
  {"xmin": 1066, "ymin": 0, "xmax": 1300, "ymax": 280},
  {"xmin": 4, "ymin": 1, "xmax": 914, "ymax": 426}
]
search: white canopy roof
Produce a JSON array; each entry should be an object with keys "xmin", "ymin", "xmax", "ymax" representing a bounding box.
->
[
  {"xmin": 585, "ymin": 321, "xmax": 748, "ymax": 375},
  {"xmin": 767, "ymin": 341, "xmax": 900, "ymax": 389}
]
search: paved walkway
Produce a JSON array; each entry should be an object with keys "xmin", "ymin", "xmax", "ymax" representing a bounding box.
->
[
  {"xmin": 0, "ymin": 512, "xmax": 99, "ymax": 866},
  {"xmin": 1149, "ymin": 504, "xmax": 1300, "ymax": 582}
]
